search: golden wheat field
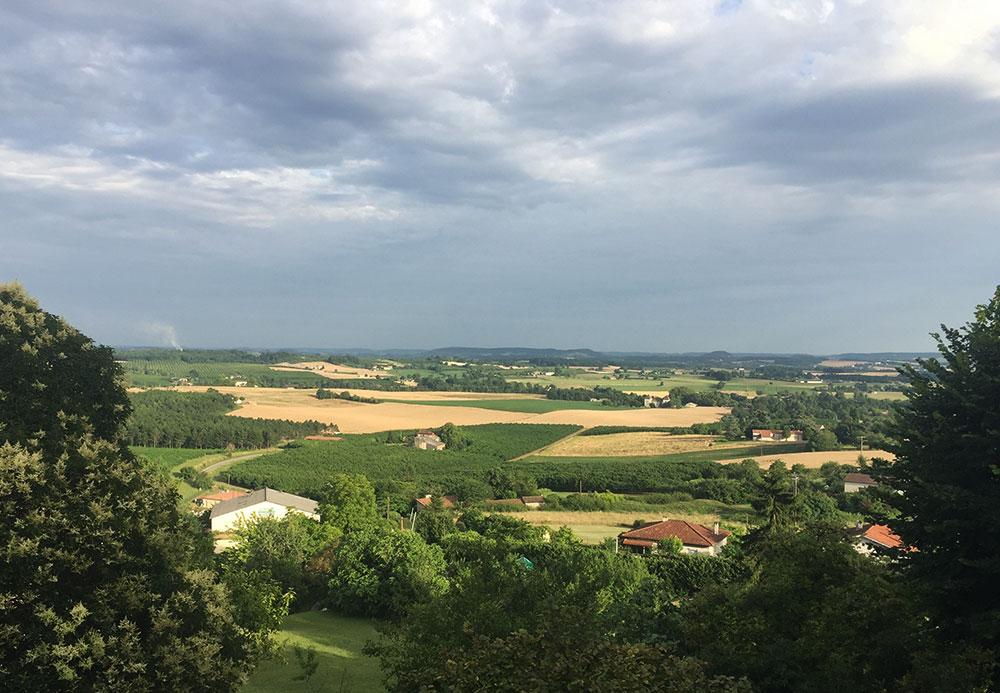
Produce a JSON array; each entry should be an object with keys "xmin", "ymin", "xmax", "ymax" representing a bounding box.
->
[
  {"xmin": 735, "ymin": 449, "xmax": 896, "ymax": 469},
  {"xmin": 536, "ymin": 432, "xmax": 755, "ymax": 457},
  {"xmin": 166, "ymin": 386, "xmax": 728, "ymax": 433}
]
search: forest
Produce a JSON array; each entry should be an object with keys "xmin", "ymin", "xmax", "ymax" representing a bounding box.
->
[{"xmin": 125, "ymin": 389, "xmax": 323, "ymax": 448}]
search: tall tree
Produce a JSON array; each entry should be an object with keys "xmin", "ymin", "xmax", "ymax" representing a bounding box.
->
[
  {"xmin": 0, "ymin": 283, "xmax": 274, "ymax": 690},
  {"xmin": 877, "ymin": 285, "xmax": 1000, "ymax": 676},
  {"xmin": 318, "ymin": 473, "xmax": 378, "ymax": 532}
]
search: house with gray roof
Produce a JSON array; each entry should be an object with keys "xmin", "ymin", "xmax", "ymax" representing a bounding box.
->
[{"xmin": 210, "ymin": 487, "xmax": 319, "ymax": 532}]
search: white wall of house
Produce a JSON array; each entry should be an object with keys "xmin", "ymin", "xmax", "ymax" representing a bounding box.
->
[
  {"xmin": 844, "ymin": 481, "xmax": 875, "ymax": 493},
  {"xmin": 211, "ymin": 501, "xmax": 319, "ymax": 532}
]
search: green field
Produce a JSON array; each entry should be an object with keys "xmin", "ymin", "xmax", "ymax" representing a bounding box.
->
[
  {"xmin": 121, "ymin": 360, "xmax": 326, "ymax": 387},
  {"xmin": 244, "ymin": 612, "xmax": 383, "ymax": 693},
  {"xmin": 131, "ymin": 446, "xmax": 222, "ymax": 473},
  {"xmin": 382, "ymin": 398, "xmax": 629, "ymax": 413},
  {"xmin": 507, "ymin": 371, "xmax": 827, "ymax": 396}
]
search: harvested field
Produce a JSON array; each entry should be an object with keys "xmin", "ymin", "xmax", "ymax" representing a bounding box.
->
[
  {"xmin": 521, "ymin": 407, "xmax": 728, "ymax": 428},
  {"xmin": 270, "ymin": 361, "xmax": 387, "ymax": 379},
  {"xmin": 734, "ymin": 449, "xmax": 895, "ymax": 469},
  {"xmin": 537, "ymin": 433, "xmax": 755, "ymax": 457},
  {"xmin": 166, "ymin": 386, "xmax": 728, "ymax": 433}
]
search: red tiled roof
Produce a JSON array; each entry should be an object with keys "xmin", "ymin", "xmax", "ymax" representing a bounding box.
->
[
  {"xmin": 862, "ymin": 524, "xmax": 905, "ymax": 550},
  {"xmin": 620, "ymin": 519, "xmax": 730, "ymax": 547},
  {"xmin": 305, "ymin": 435, "xmax": 341, "ymax": 440},
  {"xmin": 485, "ymin": 498, "xmax": 524, "ymax": 505},
  {"xmin": 197, "ymin": 490, "xmax": 247, "ymax": 502},
  {"xmin": 414, "ymin": 495, "xmax": 457, "ymax": 508},
  {"xmin": 845, "ymin": 472, "xmax": 876, "ymax": 485}
]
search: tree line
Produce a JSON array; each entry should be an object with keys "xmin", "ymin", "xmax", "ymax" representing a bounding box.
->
[{"xmin": 125, "ymin": 389, "xmax": 323, "ymax": 448}]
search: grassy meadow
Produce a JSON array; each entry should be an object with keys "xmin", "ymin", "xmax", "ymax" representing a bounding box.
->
[{"xmin": 244, "ymin": 612, "xmax": 383, "ymax": 693}]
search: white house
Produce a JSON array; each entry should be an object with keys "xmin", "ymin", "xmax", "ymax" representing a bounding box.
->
[
  {"xmin": 210, "ymin": 487, "xmax": 319, "ymax": 532},
  {"xmin": 844, "ymin": 472, "xmax": 877, "ymax": 493}
]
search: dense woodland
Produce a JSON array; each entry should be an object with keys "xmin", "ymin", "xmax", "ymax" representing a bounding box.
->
[{"xmin": 125, "ymin": 389, "xmax": 323, "ymax": 448}]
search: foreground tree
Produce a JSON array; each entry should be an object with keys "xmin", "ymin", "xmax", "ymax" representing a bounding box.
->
[
  {"xmin": 0, "ymin": 283, "xmax": 274, "ymax": 690},
  {"xmin": 876, "ymin": 285, "xmax": 1000, "ymax": 680}
]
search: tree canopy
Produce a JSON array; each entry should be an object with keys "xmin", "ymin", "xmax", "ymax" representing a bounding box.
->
[
  {"xmin": 876, "ymin": 285, "xmax": 1000, "ymax": 676},
  {"xmin": 0, "ymin": 283, "xmax": 274, "ymax": 690}
]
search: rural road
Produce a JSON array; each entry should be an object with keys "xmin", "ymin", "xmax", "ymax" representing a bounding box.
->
[{"xmin": 200, "ymin": 451, "xmax": 270, "ymax": 475}]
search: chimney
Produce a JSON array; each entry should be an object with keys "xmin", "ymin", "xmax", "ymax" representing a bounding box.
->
[
  {"xmin": 713, "ymin": 522, "xmax": 720, "ymax": 535},
  {"xmin": 424, "ymin": 494, "xmax": 432, "ymax": 499},
  {"xmin": 661, "ymin": 517, "xmax": 669, "ymax": 523}
]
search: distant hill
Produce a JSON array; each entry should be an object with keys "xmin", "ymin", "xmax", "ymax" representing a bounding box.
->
[{"xmin": 427, "ymin": 347, "xmax": 605, "ymax": 361}]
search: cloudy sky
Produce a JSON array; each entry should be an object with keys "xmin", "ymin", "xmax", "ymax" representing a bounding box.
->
[{"xmin": 3, "ymin": 0, "xmax": 999, "ymax": 353}]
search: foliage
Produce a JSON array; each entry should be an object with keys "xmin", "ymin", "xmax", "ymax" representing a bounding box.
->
[
  {"xmin": 384, "ymin": 607, "xmax": 750, "ymax": 692},
  {"xmin": 126, "ymin": 389, "xmax": 322, "ymax": 448},
  {"xmin": 877, "ymin": 285, "xmax": 1000, "ymax": 672},
  {"xmin": 326, "ymin": 526, "xmax": 447, "ymax": 619},
  {"xmin": 545, "ymin": 384, "xmax": 646, "ymax": 407},
  {"xmin": 436, "ymin": 421, "xmax": 470, "ymax": 450},
  {"xmin": 220, "ymin": 514, "xmax": 340, "ymax": 610},
  {"xmin": 318, "ymin": 473, "xmax": 379, "ymax": 533},
  {"xmin": 675, "ymin": 526, "xmax": 922, "ymax": 692},
  {"xmin": 316, "ymin": 387, "xmax": 379, "ymax": 403},
  {"xmin": 0, "ymin": 283, "xmax": 275, "ymax": 690},
  {"xmin": 0, "ymin": 284, "xmax": 130, "ymax": 456}
]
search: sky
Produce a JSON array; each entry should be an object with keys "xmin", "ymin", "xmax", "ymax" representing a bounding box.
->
[{"xmin": 2, "ymin": 0, "xmax": 999, "ymax": 354}]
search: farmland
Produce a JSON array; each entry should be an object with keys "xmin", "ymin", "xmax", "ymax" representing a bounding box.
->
[
  {"xmin": 226, "ymin": 424, "xmax": 583, "ymax": 496},
  {"xmin": 170, "ymin": 385, "xmax": 729, "ymax": 432},
  {"xmin": 380, "ymin": 397, "xmax": 630, "ymax": 413},
  {"xmin": 536, "ymin": 432, "xmax": 755, "ymax": 457},
  {"xmin": 224, "ymin": 428, "xmax": 806, "ymax": 498},
  {"xmin": 120, "ymin": 360, "xmax": 327, "ymax": 387}
]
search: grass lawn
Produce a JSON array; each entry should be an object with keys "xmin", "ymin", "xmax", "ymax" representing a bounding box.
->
[
  {"xmin": 131, "ymin": 446, "xmax": 222, "ymax": 473},
  {"xmin": 869, "ymin": 391, "xmax": 907, "ymax": 401},
  {"xmin": 244, "ymin": 612, "xmax": 383, "ymax": 693},
  {"xmin": 381, "ymin": 398, "xmax": 630, "ymax": 413}
]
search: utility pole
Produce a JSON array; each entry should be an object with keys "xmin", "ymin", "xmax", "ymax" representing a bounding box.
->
[
  {"xmin": 791, "ymin": 473, "xmax": 799, "ymax": 496},
  {"xmin": 386, "ymin": 495, "xmax": 391, "ymax": 521}
]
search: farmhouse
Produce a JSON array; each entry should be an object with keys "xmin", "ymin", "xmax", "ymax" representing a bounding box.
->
[
  {"xmin": 196, "ymin": 489, "xmax": 247, "ymax": 509},
  {"xmin": 209, "ymin": 487, "xmax": 319, "ymax": 532},
  {"xmin": 844, "ymin": 472, "xmax": 877, "ymax": 493},
  {"xmin": 413, "ymin": 430, "xmax": 446, "ymax": 450},
  {"xmin": 413, "ymin": 494, "xmax": 457, "ymax": 512},
  {"xmin": 618, "ymin": 519, "xmax": 731, "ymax": 556},
  {"xmin": 751, "ymin": 429, "xmax": 804, "ymax": 442},
  {"xmin": 643, "ymin": 395, "xmax": 667, "ymax": 408}
]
